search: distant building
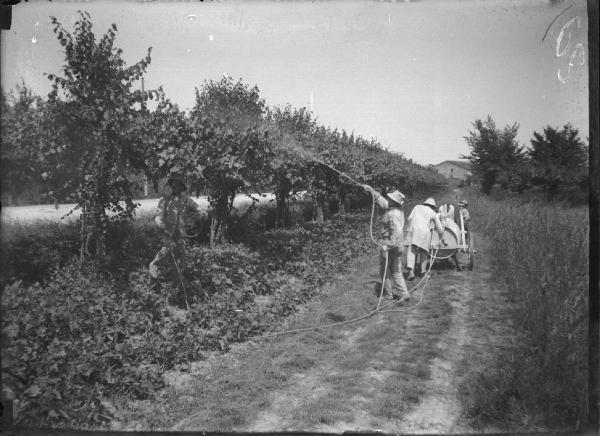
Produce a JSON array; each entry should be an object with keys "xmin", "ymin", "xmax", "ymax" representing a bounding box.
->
[{"xmin": 431, "ymin": 160, "xmax": 472, "ymax": 180}]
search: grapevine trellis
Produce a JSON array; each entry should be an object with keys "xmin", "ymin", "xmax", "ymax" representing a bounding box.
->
[{"xmin": 0, "ymin": 11, "xmax": 447, "ymax": 258}]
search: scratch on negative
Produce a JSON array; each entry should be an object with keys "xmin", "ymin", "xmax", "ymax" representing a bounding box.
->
[{"xmin": 541, "ymin": 2, "xmax": 574, "ymax": 44}]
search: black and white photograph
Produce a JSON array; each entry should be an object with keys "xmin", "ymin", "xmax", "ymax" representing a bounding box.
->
[{"xmin": 0, "ymin": 0, "xmax": 595, "ymax": 433}]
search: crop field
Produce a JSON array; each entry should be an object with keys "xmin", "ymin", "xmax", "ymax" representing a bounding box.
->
[
  {"xmin": 1, "ymin": 2, "xmax": 592, "ymax": 433},
  {"xmin": 457, "ymin": 189, "xmax": 589, "ymax": 430},
  {"xmin": 1, "ymin": 185, "xmax": 590, "ymax": 432}
]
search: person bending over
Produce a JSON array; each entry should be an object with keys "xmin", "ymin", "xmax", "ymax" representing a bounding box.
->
[{"xmin": 405, "ymin": 198, "xmax": 446, "ymax": 280}]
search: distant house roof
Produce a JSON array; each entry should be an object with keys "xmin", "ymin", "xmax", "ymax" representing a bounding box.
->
[{"xmin": 432, "ymin": 160, "xmax": 472, "ymax": 171}]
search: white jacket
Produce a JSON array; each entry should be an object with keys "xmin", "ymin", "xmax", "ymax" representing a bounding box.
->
[{"xmin": 405, "ymin": 204, "xmax": 445, "ymax": 250}]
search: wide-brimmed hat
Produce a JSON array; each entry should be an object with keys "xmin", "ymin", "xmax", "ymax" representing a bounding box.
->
[
  {"xmin": 385, "ymin": 190, "xmax": 405, "ymax": 206},
  {"xmin": 423, "ymin": 197, "xmax": 436, "ymax": 208},
  {"xmin": 167, "ymin": 174, "xmax": 187, "ymax": 191},
  {"xmin": 458, "ymin": 199, "xmax": 469, "ymax": 207}
]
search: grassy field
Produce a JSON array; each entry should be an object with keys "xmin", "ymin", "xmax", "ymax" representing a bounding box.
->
[{"xmin": 456, "ymin": 187, "xmax": 589, "ymax": 429}]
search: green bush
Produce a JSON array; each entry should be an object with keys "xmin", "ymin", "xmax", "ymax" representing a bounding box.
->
[
  {"xmin": 0, "ymin": 210, "xmax": 204, "ymax": 287},
  {"xmin": 2, "ymin": 210, "xmax": 378, "ymax": 427},
  {"xmin": 2, "ymin": 265, "xmax": 167, "ymax": 424},
  {"xmin": 0, "ymin": 221, "xmax": 80, "ymax": 287}
]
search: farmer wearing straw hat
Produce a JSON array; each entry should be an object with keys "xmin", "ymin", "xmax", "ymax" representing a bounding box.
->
[
  {"xmin": 149, "ymin": 174, "xmax": 201, "ymax": 279},
  {"xmin": 362, "ymin": 185, "xmax": 411, "ymax": 303},
  {"xmin": 405, "ymin": 197, "xmax": 446, "ymax": 280}
]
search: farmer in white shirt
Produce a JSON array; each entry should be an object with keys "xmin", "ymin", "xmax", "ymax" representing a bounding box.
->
[
  {"xmin": 405, "ymin": 198, "xmax": 446, "ymax": 280},
  {"xmin": 362, "ymin": 185, "xmax": 411, "ymax": 302}
]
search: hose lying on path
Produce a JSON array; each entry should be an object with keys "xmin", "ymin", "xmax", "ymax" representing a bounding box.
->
[{"xmin": 247, "ymin": 184, "xmax": 441, "ymax": 341}]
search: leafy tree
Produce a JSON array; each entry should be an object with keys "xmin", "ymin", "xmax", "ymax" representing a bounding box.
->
[
  {"xmin": 265, "ymin": 105, "xmax": 315, "ymax": 228},
  {"xmin": 324, "ymin": 129, "xmax": 366, "ymax": 217},
  {"xmin": 1, "ymin": 85, "xmax": 41, "ymax": 205},
  {"xmin": 303, "ymin": 125, "xmax": 345, "ymax": 223},
  {"xmin": 138, "ymin": 88, "xmax": 198, "ymax": 193},
  {"xmin": 529, "ymin": 124, "xmax": 588, "ymax": 200},
  {"xmin": 463, "ymin": 116, "xmax": 525, "ymax": 194},
  {"xmin": 42, "ymin": 11, "xmax": 155, "ymax": 262},
  {"xmin": 190, "ymin": 76, "xmax": 269, "ymax": 245}
]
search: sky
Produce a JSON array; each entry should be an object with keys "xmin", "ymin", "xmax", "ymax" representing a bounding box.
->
[{"xmin": 0, "ymin": 0, "xmax": 589, "ymax": 165}]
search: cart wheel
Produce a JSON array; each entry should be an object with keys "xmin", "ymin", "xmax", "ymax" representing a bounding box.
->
[{"xmin": 467, "ymin": 252, "xmax": 474, "ymax": 270}]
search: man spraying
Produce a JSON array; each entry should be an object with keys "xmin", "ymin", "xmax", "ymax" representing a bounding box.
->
[
  {"xmin": 362, "ymin": 184, "xmax": 411, "ymax": 303},
  {"xmin": 149, "ymin": 175, "xmax": 201, "ymax": 279},
  {"xmin": 405, "ymin": 198, "xmax": 446, "ymax": 280}
]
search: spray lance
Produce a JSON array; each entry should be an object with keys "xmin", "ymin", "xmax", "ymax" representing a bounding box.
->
[
  {"xmin": 243, "ymin": 160, "xmax": 441, "ymax": 340},
  {"xmin": 315, "ymin": 159, "xmax": 381, "ymax": 244},
  {"xmin": 315, "ymin": 158, "xmax": 395, "ymax": 308},
  {"xmin": 315, "ymin": 159, "xmax": 363, "ymax": 188},
  {"xmin": 314, "ymin": 158, "xmax": 380, "ymax": 245}
]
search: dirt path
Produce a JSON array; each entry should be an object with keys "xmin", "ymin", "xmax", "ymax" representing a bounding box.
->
[
  {"xmin": 239, "ymin": 251, "xmax": 487, "ymax": 433},
  {"xmin": 117, "ymin": 225, "xmax": 506, "ymax": 433}
]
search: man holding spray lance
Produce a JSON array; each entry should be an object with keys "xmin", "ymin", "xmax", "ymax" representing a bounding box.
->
[
  {"xmin": 361, "ymin": 184, "xmax": 411, "ymax": 302},
  {"xmin": 315, "ymin": 158, "xmax": 411, "ymax": 302}
]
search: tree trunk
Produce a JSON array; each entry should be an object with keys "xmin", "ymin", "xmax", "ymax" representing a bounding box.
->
[
  {"xmin": 93, "ymin": 206, "xmax": 107, "ymax": 267},
  {"xmin": 344, "ymin": 196, "xmax": 352, "ymax": 213},
  {"xmin": 210, "ymin": 214, "xmax": 225, "ymax": 247},
  {"xmin": 315, "ymin": 196, "xmax": 325, "ymax": 223},
  {"xmin": 337, "ymin": 193, "xmax": 346, "ymax": 218},
  {"xmin": 547, "ymin": 182, "xmax": 559, "ymax": 201},
  {"xmin": 209, "ymin": 191, "xmax": 232, "ymax": 246},
  {"xmin": 275, "ymin": 192, "xmax": 291, "ymax": 229},
  {"xmin": 79, "ymin": 205, "xmax": 87, "ymax": 264}
]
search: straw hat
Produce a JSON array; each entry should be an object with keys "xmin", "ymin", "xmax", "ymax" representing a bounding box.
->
[
  {"xmin": 423, "ymin": 198, "xmax": 436, "ymax": 208},
  {"xmin": 386, "ymin": 190, "xmax": 405, "ymax": 206},
  {"xmin": 458, "ymin": 199, "xmax": 469, "ymax": 207}
]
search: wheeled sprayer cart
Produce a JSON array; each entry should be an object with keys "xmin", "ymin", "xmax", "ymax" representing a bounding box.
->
[{"xmin": 429, "ymin": 204, "xmax": 475, "ymax": 270}]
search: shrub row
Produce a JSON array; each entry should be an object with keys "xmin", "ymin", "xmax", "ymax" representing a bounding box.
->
[
  {"xmin": 0, "ymin": 194, "xmax": 351, "ymax": 289},
  {"xmin": 1, "ymin": 210, "xmax": 374, "ymax": 427}
]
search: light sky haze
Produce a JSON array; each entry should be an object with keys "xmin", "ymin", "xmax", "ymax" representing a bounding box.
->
[{"xmin": 1, "ymin": 0, "xmax": 589, "ymax": 165}]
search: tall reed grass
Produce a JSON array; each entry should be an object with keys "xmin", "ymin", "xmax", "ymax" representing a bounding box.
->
[{"xmin": 459, "ymin": 189, "xmax": 589, "ymax": 428}]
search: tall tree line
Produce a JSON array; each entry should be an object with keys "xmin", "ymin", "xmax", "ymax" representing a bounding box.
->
[{"xmin": 0, "ymin": 12, "xmax": 446, "ymax": 257}]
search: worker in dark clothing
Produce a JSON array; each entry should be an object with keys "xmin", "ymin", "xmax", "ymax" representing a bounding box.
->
[{"xmin": 149, "ymin": 175, "xmax": 200, "ymax": 279}]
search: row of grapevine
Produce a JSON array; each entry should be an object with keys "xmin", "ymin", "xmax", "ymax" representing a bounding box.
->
[{"xmin": 0, "ymin": 12, "xmax": 446, "ymax": 251}]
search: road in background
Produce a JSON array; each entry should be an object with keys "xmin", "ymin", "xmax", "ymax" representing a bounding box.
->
[{"xmin": 1, "ymin": 194, "xmax": 277, "ymax": 224}]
